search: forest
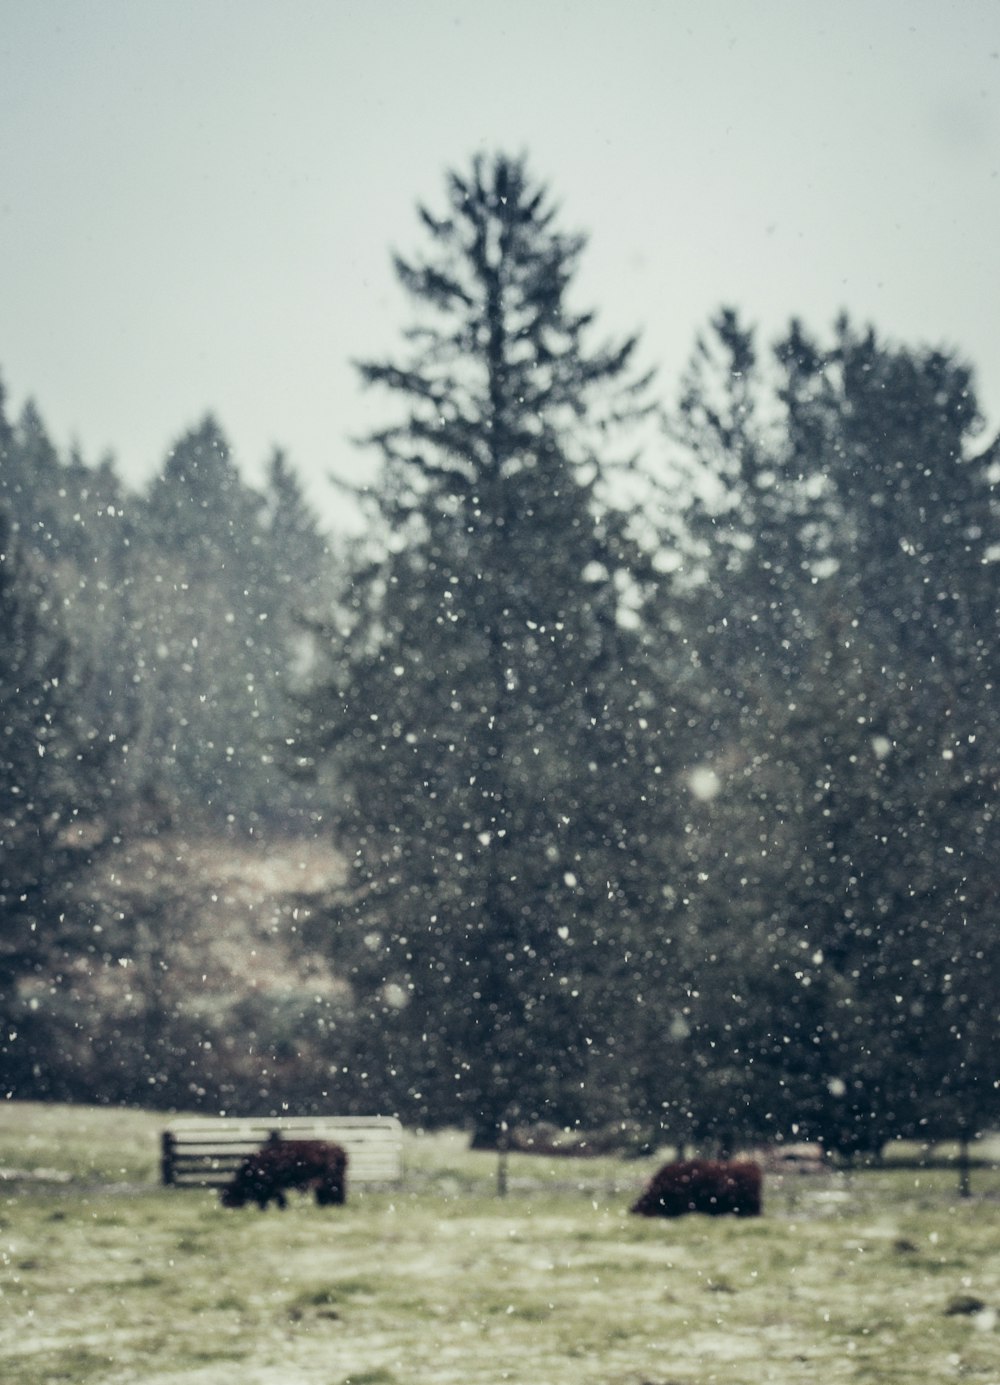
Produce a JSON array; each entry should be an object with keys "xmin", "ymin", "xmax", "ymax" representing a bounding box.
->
[{"xmin": 2, "ymin": 153, "xmax": 998, "ymax": 1160}]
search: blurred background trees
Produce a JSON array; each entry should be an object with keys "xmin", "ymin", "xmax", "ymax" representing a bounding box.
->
[{"xmin": 1, "ymin": 153, "xmax": 997, "ymax": 1160}]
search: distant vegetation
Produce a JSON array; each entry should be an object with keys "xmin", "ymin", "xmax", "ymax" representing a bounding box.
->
[{"xmin": 2, "ymin": 152, "xmax": 999, "ymax": 1162}]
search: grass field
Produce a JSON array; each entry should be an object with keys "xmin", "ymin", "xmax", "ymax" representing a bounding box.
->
[{"xmin": 2, "ymin": 1104, "xmax": 999, "ymax": 1384}]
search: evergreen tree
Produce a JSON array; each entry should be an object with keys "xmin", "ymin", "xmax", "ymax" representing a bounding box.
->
[
  {"xmin": 774, "ymin": 322, "xmax": 1000, "ymax": 1151},
  {"xmin": 136, "ymin": 418, "xmax": 271, "ymax": 823},
  {"xmin": 144, "ymin": 415, "xmax": 264, "ymax": 581},
  {"xmin": 1, "ymin": 399, "xmax": 66, "ymax": 560},
  {"xmin": 263, "ymin": 447, "xmax": 331, "ymax": 598},
  {"xmin": 670, "ymin": 314, "xmax": 1000, "ymax": 1154},
  {"xmin": 253, "ymin": 447, "xmax": 337, "ymax": 827},
  {"xmin": 300, "ymin": 153, "xmax": 676, "ymax": 1141},
  {"xmin": 0, "ymin": 507, "xmax": 115, "ymax": 1088}
]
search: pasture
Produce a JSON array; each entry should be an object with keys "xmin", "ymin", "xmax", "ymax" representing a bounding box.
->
[{"xmin": 1, "ymin": 1104, "xmax": 999, "ymax": 1384}]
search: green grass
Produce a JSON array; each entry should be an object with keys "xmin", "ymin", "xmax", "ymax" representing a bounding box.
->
[{"xmin": 1, "ymin": 1103, "xmax": 999, "ymax": 1383}]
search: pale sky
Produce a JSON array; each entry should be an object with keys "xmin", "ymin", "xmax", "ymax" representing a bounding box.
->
[{"xmin": 2, "ymin": 0, "xmax": 998, "ymax": 529}]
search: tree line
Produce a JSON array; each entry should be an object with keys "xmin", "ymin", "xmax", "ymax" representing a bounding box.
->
[{"xmin": 2, "ymin": 152, "xmax": 998, "ymax": 1159}]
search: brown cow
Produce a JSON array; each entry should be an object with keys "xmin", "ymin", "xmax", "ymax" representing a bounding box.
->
[
  {"xmin": 220, "ymin": 1139, "xmax": 348, "ymax": 1210},
  {"xmin": 631, "ymin": 1158, "xmax": 762, "ymax": 1218}
]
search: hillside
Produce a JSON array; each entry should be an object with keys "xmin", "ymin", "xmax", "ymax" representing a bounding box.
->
[
  {"xmin": 88, "ymin": 830, "xmax": 348, "ymax": 1000},
  {"xmin": 15, "ymin": 830, "xmax": 355, "ymax": 1113}
]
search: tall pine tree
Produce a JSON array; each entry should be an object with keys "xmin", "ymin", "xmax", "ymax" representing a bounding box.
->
[{"xmin": 301, "ymin": 154, "xmax": 677, "ymax": 1141}]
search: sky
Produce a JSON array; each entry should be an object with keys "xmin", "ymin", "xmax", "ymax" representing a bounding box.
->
[{"xmin": 2, "ymin": 0, "xmax": 998, "ymax": 530}]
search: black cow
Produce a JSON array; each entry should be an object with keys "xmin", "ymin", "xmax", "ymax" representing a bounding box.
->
[
  {"xmin": 220, "ymin": 1139, "xmax": 348, "ymax": 1210},
  {"xmin": 631, "ymin": 1158, "xmax": 763, "ymax": 1217}
]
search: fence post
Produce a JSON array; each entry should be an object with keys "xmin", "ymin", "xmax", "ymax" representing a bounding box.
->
[
  {"xmin": 496, "ymin": 1121, "xmax": 510, "ymax": 1198},
  {"xmin": 958, "ymin": 1133, "xmax": 972, "ymax": 1199},
  {"xmin": 161, "ymin": 1131, "xmax": 176, "ymax": 1186}
]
